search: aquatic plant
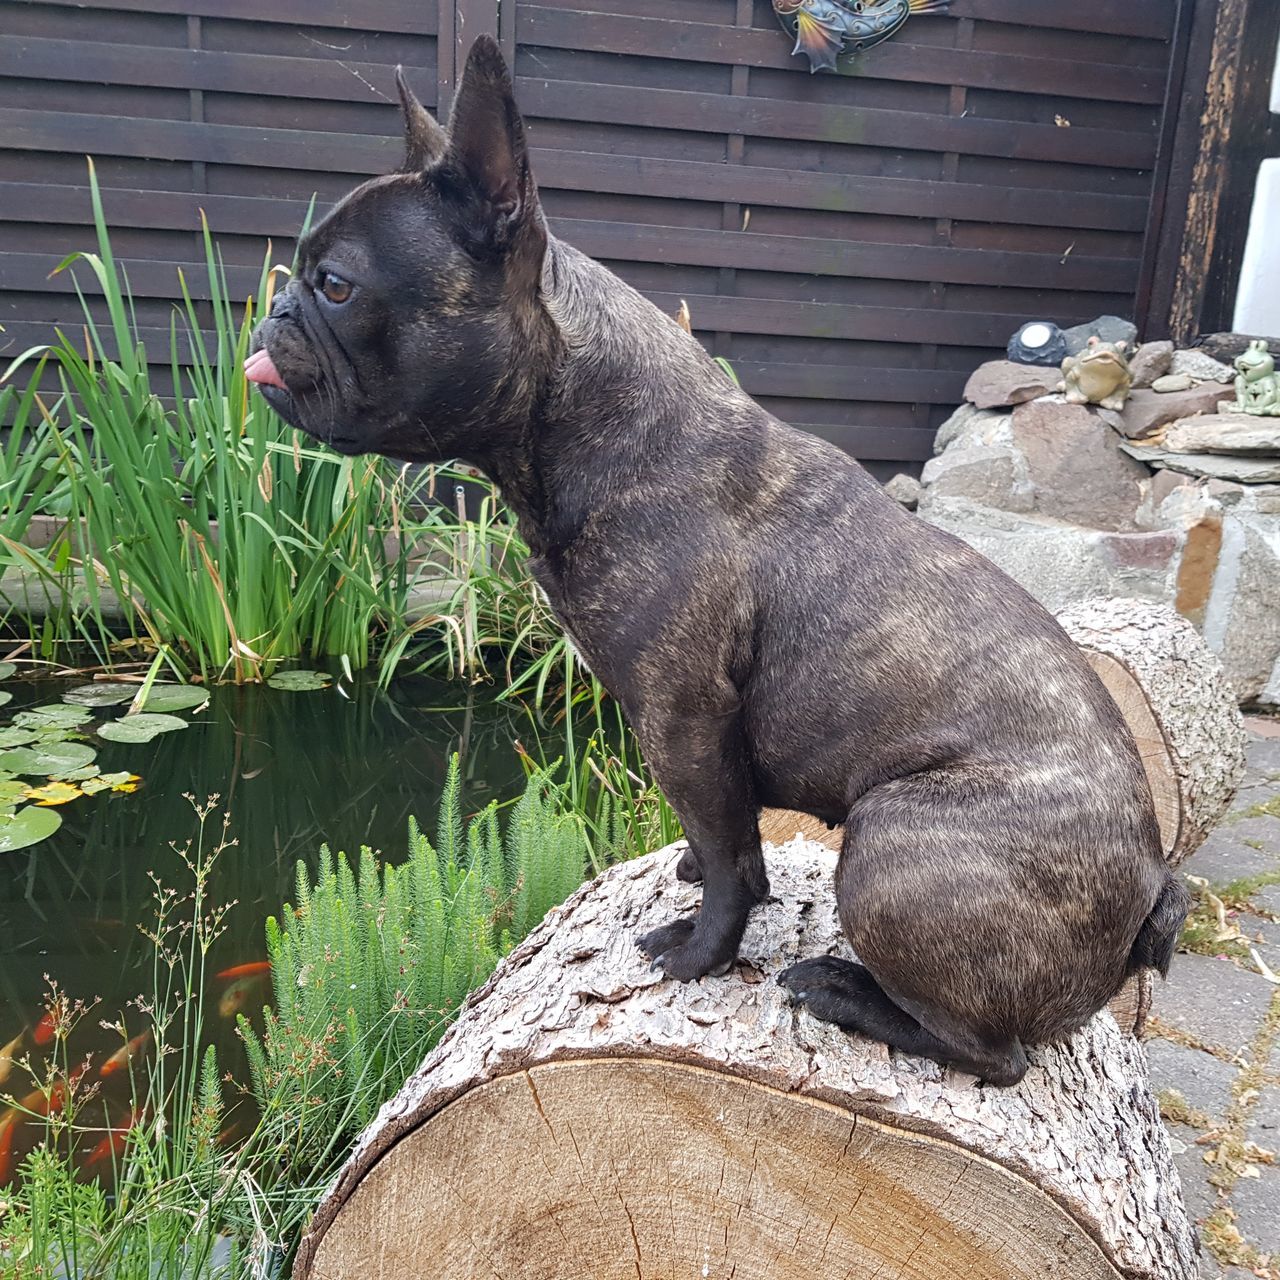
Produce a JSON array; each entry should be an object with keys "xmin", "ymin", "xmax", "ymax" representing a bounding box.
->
[
  {"xmin": 241, "ymin": 755, "xmax": 586, "ymax": 1184},
  {"xmin": 0, "ymin": 161, "xmax": 433, "ymax": 683}
]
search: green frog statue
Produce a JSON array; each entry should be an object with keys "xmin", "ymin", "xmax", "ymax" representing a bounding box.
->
[
  {"xmin": 1058, "ymin": 337, "xmax": 1133, "ymax": 410},
  {"xmin": 1224, "ymin": 339, "xmax": 1280, "ymax": 416}
]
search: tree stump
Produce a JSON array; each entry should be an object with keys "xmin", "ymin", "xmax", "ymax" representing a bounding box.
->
[{"xmin": 295, "ymin": 841, "xmax": 1198, "ymax": 1280}]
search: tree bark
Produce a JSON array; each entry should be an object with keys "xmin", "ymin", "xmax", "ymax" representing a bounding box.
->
[
  {"xmin": 296, "ymin": 840, "xmax": 1199, "ymax": 1280},
  {"xmin": 1056, "ymin": 596, "xmax": 1247, "ymax": 867}
]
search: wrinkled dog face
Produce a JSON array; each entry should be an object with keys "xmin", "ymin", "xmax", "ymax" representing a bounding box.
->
[{"xmin": 246, "ymin": 46, "xmax": 547, "ymax": 464}]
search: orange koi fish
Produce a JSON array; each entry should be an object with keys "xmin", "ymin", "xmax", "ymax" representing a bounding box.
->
[
  {"xmin": 215, "ymin": 960, "xmax": 272, "ymax": 982},
  {"xmin": 32, "ymin": 1010, "xmax": 57, "ymax": 1047},
  {"xmin": 0, "ymin": 1030, "xmax": 23, "ymax": 1088},
  {"xmin": 84, "ymin": 1106, "xmax": 143, "ymax": 1169},
  {"xmin": 218, "ymin": 973, "xmax": 266, "ymax": 1019},
  {"xmin": 98, "ymin": 1030, "xmax": 151, "ymax": 1079}
]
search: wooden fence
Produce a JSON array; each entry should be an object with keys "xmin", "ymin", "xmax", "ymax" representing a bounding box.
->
[{"xmin": 0, "ymin": 0, "xmax": 1191, "ymax": 474}]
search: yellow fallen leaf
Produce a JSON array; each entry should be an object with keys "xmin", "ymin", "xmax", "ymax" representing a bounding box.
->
[{"xmin": 25, "ymin": 781, "xmax": 83, "ymax": 807}]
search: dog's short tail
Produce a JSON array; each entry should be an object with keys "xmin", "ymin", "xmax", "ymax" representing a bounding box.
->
[{"xmin": 1128, "ymin": 874, "xmax": 1191, "ymax": 978}]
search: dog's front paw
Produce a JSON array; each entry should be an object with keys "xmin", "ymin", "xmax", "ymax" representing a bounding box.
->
[{"xmin": 638, "ymin": 917, "xmax": 734, "ymax": 982}]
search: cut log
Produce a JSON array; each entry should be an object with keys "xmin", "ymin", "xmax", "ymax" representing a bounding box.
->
[
  {"xmin": 1055, "ymin": 596, "xmax": 1247, "ymax": 866},
  {"xmin": 296, "ymin": 841, "xmax": 1198, "ymax": 1280}
]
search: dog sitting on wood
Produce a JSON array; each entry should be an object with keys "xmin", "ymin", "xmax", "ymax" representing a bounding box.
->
[{"xmin": 246, "ymin": 38, "xmax": 1188, "ymax": 1086}]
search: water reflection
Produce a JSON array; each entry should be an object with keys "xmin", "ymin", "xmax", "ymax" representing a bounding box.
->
[{"xmin": 0, "ymin": 673, "xmax": 534, "ymax": 1080}]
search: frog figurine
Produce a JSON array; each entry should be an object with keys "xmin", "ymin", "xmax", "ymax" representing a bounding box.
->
[
  {"xmin": 1058, "ymin": 337, "xmax": 1133, "ymax": 410},
  {"xmin": 1224, "ymin": 339, "xmax": 1280, "ymax": 416}
]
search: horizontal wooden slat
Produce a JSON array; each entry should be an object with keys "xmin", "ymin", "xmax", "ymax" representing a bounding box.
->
[
  {"xmin": 0, "ymin": 251, "xmax": 1086, "ymax": 347},
  {"xmin": 735, "ymin": 362, "xmax": 966, "ymax": 404},
  {"xmin": 516, "ymin": 80, "xmax": 1159, "ymax": 171},
  {"xmin": 0, "ymin": 96, "xmax": 1156, "ymax": 181},
  {"xmin": 0, "ymin": 156, "xmax": 1150, "ymax": 235},
  {"xmin": 793, "ymin": 424, "xmax": 936, "ymax": 462},
  {"xmin": 0, "ymin": 227, "xmax": 1134, "ymax": 316},
  {"xmin": 559, "ymin": 219, "xmax": 1139, "ymax": 292},
  {"xmin": 0, "ymin": 321, "xmax": 964, "ymax": 412},
  {"xmin": 0, "ymin": 38, "xmax": 436, "ymax": 108},
  {"xmin": 0, "ymin": 108, "xmax": 398, "ymax": 173},
  {"xmin": 946, "ymin": 0, "xmax": 1173, "ymax": 40},
  {"xmin": 5, "ymin": 0, "xmax": 437, "ymax": 36},
  {"xmin": 515, "ymin": 9, "xmax": 1166, "ymax": 105}
]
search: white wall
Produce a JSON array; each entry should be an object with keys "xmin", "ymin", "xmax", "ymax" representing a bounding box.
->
[{"xmin": 1233, "ymin": 26, "xmax": 1280, "ymax": 335}]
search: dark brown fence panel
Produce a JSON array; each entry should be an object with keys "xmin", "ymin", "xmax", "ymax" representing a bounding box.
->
[
  {"xmin": 2, "ymin": 0, "xmax": 1183, "ymax": 474},
  {"xmin": 506, "ymin": 0, "xmax": 1177, "ymax": 470}
]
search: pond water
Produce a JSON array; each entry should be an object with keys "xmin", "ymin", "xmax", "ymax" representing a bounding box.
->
[{"xmin": 0, "ymin": 670, "xmax": 540, "ymax": 1170}]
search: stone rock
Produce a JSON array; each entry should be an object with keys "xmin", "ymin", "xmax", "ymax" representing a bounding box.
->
[
  {"xmin": 933, "ymin": 403, "xmax": 1014, "ymax": 455},
  {"xmin": 883, "ymin": 472, "xmax": 922, "ymax": 510},
  {"xmin": 1198, "ymin": 332, "xmax": 1280, "ymax": 366},
  {"xmin": 1164, "ymin": 412, "xmax": 1280, "ymax": 455},
  {"xmin": 919, "ymin": 446, "xmax": 1034, "ymax": 513},
  {"xmin": 1010, "ymin": 400, "xmax": 1148, "ymax": 531},
  {"xmin": 1203, "ymin": 503, "xmax": 1280, "ymax": 705},
  {"xmin": 962, "ymin": 361, "xmax": 1058, "ymax": 410},
  {"xmin": 1121, "ymin": 446, "xmax": 1280, "ymax": 484},
  {"xmin": 1129, "ymin": 340, "xmax": 1174, "ymax": 388},
  {"xmin": 1172, "ymin": 348, "xmax": 1235, "ymax": 383},
  {"xmin": 1152, "ymin": 373, "xmax": 1194, "ymax": 393},
  {"xmin": 916, "ymin": 494, "xmax": 1181, "ymax": 612},
  {"xmin": 1206, "ymin": 479, "xmax": 1249, "ymax": 507},
  {"xmin": 1062, "ymin": 315, "xmax": 1138, "ymax": 356},
  {"xmin": 1116, "ymin": 383, "xmax": 1234, "ymax": 439}
]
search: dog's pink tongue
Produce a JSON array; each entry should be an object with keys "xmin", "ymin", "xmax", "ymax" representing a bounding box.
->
[{"xmin": 243, "ymin": 349, "xmax": 287, "ymax": 391}]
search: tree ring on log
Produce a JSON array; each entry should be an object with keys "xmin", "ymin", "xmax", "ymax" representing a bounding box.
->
[{"xmin": 305, "ymin": 1059, "xmax": 1124, "ymax": 1280}]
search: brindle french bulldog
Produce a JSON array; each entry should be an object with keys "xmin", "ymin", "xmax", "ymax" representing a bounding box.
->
[{"xmin": 246, "ymin": 36, "xmax": 1188, "ymax": 1086}]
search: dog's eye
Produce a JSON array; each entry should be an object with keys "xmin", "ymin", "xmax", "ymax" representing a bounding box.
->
[{"xmin": 319, "ymin": 272, "xmax": 352, "ymax": 305}]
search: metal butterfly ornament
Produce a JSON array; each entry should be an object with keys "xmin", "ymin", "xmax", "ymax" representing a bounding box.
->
[{"xmin": 773, "ymin": 0, "xmax": 951, "ymax": 74}]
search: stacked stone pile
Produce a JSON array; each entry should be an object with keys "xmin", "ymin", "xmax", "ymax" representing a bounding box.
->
[{"xmin": 894, "ymin": 323, "xmax": 1280, "ymax": 707}]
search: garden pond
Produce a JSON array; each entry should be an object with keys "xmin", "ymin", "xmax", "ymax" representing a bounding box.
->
[{"xmin": 0, "ymin": 666, "xmax": 541, "ymax": 1175}]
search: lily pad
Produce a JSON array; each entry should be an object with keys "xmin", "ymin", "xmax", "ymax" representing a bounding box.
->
[
  {"xmin": 0, "ymin": 728, "xmax": 39, "ymax": 749},
  {"xmin": 15, "ymin": 705, "xmax": 94, "ymax": 731},
  {"xmin": 0, "ymin": 663, "xmax": 15, "ymax": 681},
  {"xmin": 0, "ymin": 804, "xmax": 62, "ymax": 853},
  {"xmin": 81, "ymin": 771, "xmax": 140, "ymax": 795},
  {"xmin": 139, "ymin": 684, "xmax": 209, "ymax": 714},
  {"xmin": 51, "ymin": 764, "xmax": 100, "ymax": 783},
  {"xmin": 62, "ymin": 682, "xmax": 139, "ymax": 708},
  {"xmin": 97, "ymin": 714, "xmax": 188, "ymax": 744},
  {"xmin": 266, "ymin": 670, "xmax": 332, "ymax": 692},
  {"xmin": 0, "ymin": 778, "xmax": 28, "ymax": 805},
  {"xmin": 0, "ymin": 693, "xmax": 10, "ymax": 708},
  {"xmin": 0, "ymin": 742, "xmax": 97, "ymax": 775}
]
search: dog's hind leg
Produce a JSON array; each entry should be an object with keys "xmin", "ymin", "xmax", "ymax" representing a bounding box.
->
[
  {"xmin": 778, "ymin": 957, "xmax": 1028, "ymax": 1086},
  {"xmin": 638, "ymin": 712, "xmax": 768, "ymax": 982}
]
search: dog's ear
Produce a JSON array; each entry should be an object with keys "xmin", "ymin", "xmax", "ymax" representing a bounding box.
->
[
  {"xmin": 396, "ymin": 66, "xmax": 448, "ymax": 171},
  {"xmin": 441, "ymin": 35, "xmax": 544, "ymax": 265}
]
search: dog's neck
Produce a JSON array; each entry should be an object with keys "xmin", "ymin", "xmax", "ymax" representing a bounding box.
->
[{"xmin": 479, "ymin": 237, "xmax": 760, "ymax": 560}]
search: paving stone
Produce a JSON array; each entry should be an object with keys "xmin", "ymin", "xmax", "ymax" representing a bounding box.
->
[
  {"xmin": 1228, "ymin": 1160, "xmax": 1280, "ymax": 1255},
  {"xmin": 1166, "ymin": 1121, "xmax": 1223, "ymax": 1229},
  {"xmin": 1182, "ymin": 820, "xmax": 1280, "ymax": 885},
  {"xmin": 1254, "ymin": 885, "xmax": 1280, "ymax": 917},
  {"xmin": 1247, "ymin": 1085, "xmax": 1280, "ymax": 1143},
  {"xmin": 1155, "ymin": 952, "xmax": 1273, "ymax": 1055},
  {"xmin": 1148, "ymin": 1039, "xmax": 1241, "ymax": 1124}
]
